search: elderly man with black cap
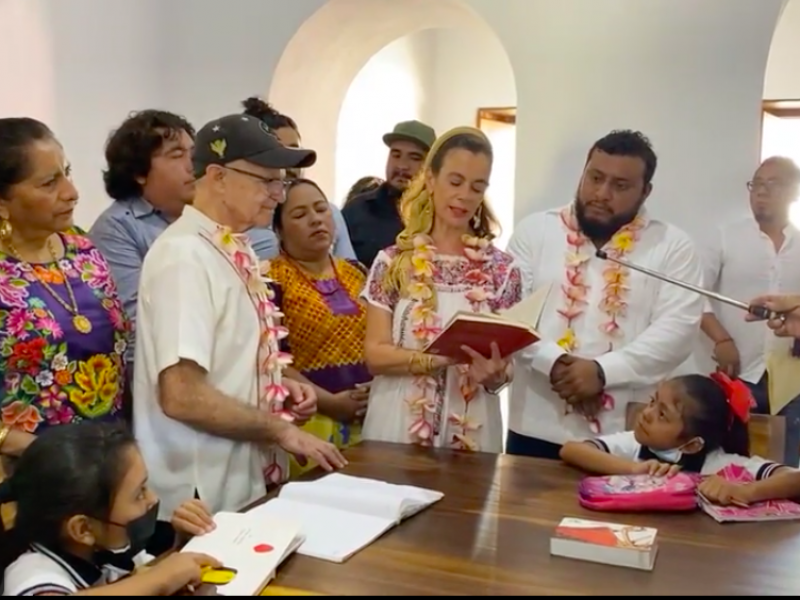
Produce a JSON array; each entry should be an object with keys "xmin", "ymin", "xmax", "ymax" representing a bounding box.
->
[
  {"xmin": 133, "ymin": 114, "xmax": 347, "ymax": 553},
  {"xmin": 342, "ymin": 119, "xmax": 436, "ymax": 268}
]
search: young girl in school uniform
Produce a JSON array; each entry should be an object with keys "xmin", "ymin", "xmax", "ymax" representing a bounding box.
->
[
  {"xmin": 0, "ymin": 422, "xmax": 221, "ymax": 596},
  {"xmin": 560, "ymin": 372, "xmax": 800, "ymax": 506}
]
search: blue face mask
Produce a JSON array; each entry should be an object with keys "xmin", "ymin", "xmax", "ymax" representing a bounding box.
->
[
  {"xmin": 650, "ymin": 447, "xmax": 683, "ymax": 463},
  {"xmin": 649, "ymin": 437, "xmax": 701, "ymax": 464}
]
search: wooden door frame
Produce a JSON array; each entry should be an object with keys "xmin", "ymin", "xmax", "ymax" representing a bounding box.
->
[{"xmin": 476, "ymin": 107, "xmax": 517, "ymax": 127}]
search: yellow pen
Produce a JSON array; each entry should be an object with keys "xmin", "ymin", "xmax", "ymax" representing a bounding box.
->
[{"xmin": 200, "ymin": 566, "xmax": 238, "ymax": 586}]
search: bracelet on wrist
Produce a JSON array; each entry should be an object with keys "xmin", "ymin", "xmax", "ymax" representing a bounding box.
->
[{"xmin": 408, "ymin": 352, "xmax": 434, "ymax": 375}]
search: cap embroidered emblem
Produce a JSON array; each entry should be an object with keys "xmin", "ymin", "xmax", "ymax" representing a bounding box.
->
[{"xmin": 210, "ymin": 139, "xmax": 227, "ymax": 158}]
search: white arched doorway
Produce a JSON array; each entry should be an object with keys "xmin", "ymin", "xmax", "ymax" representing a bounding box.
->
[
  {"xmin": 268, "ymin": 0, "xmax": 515, "ymax": 201},
  {"xmin": 763, "ymin": 0, "xmax": 800, "ymax": 228}
]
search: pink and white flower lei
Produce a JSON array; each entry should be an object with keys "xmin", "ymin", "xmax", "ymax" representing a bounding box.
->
[
  {"xmin": 209, "ymin": 227, "xmax": 294, "ymax": 484},
  {"xmin": 405, "ymin": 233, "xmax": 493, "ymax": 451},
  {"xmin": 557, "ymin": 207, "xmax": 644, "ymax": 433}
]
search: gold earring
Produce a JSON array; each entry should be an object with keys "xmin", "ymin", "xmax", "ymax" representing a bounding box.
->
[{"xmin": 0, "ymin": 219, "xmax": 11, "ymax": 241}]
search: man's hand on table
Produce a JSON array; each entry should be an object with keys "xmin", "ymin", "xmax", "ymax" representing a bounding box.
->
[{"xmin": 277, "ymin": 426, "xmax": 348, "ymax": 472}]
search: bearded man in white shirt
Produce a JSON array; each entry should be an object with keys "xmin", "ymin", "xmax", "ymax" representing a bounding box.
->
[
  {"xmin": 133, "ymin": 114, "xmax": 347, "ymax": 553},
  {"xmin": 506, "ymin": 130, "xmax": 704, "ymax": 459},
  {"xmin": 700, "ymin": 157, "xmax": 800, "ymax": 465}
]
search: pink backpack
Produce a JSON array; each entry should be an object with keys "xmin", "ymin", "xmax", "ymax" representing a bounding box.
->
[{"xmin": 578, "ymin": 472, "xmax": 701, "ymax": 512}]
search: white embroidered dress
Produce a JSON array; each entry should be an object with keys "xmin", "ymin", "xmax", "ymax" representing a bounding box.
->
[{"xmin": 361, "ymin": 244, "xmax": 522, "ymax": 452}]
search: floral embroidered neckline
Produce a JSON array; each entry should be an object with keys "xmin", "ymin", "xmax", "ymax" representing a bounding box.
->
[
  {"xmin": 406, "ymin": 233, "xmax": 493, "ymax": 451},
  {"xmin": 557, "ymin": 205, "xmax": 645, "ymax": 433}
]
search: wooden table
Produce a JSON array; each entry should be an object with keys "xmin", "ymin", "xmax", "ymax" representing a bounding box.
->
[{"xmin": 260, "ymin": 441, "xmax": 800, "ymax": 596}]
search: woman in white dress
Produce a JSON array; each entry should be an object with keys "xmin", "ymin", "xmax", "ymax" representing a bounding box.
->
[{"xmin": 361, "ymin": 126, "xmax": 523, "ymax": 453}]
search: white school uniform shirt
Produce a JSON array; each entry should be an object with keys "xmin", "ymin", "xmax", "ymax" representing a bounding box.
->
[
  {"xmin": 588, "ymin": 430, "xmax": 787, "ymax": 479},
  {"xmin": 2, "ymin": 544, "xmax": 153, "ymax": 595},
  {"xmin": 506, "ymin": 206, "xmax": 704, "ymax": 444},
  {"xmin": 699, "ymin": 216, "xmax": 800, "ymax": 384},
  {"xmin": 133, "ymin": 205, "xmax": 273, "ymax": 521}
]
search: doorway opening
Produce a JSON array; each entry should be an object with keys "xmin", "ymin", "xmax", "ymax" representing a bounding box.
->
[
  {"xmin": 761, "ymin": 100, "xmax": 800, "ymax": 227},
  {"xmin": 477, "ymin": 107, "xmax": 516, "ymax": 251}
]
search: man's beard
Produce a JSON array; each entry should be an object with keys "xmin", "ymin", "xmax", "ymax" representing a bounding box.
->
[{"xmin": 574, "ymin": 195, "xmax": 644, "ymax": 243}]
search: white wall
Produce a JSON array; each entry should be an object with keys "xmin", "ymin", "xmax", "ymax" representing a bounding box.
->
[
  {"xmin": 334, "ymin": 30, "xmax": 437, "ymax": 204},
  {"xmin": 426, "ymin": 27, "xmax": 517, "ymax": 133},
  {"xmin": 0, "ymin": 0, "xmax": 164, "ymax": 229}
]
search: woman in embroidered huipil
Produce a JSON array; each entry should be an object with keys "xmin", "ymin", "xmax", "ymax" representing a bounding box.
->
[
  {"xmin": 269, "ymin": 179, "xmax": 372, "ymax": 476},
  {"xmin": 361, "ymin": 127, "xmax": 523, "ymax": 453},
  {"xmin": 0, "ymin": 118, "xmax": 129, "ymax": 459}
]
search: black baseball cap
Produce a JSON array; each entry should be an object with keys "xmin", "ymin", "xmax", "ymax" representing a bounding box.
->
[{"xmin": 193, "ymin": 114, "xmax": 317, "ymax": 178}]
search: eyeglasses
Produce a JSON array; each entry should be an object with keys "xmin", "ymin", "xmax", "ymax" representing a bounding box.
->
[
  {"xmin": 746, "ymin": 179, "xmax": 787, "ymax": 193},
  {"xmin": 225, "ymin": 166, "xmax": 286, "ymax": 195}
]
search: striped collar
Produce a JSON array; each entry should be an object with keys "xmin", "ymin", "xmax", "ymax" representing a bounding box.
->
[{"xmin": 30, "ymin": 543, "xmax": 102, "ymax": 590}]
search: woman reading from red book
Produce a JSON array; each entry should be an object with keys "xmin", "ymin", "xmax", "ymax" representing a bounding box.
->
[{"xmin": 360, "ymin": 126, "xmax": 522, "ymax": 453}]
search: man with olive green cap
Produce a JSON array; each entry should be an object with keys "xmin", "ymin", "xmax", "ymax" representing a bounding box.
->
[{"xmin": 342, "ymin": 119, "xmax": 436, "ymax": 268}]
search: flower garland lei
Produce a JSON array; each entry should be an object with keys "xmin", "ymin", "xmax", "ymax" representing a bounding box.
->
[
  {"xmin": 557, "ymin": 206, "xmax": 644, "ymax": 434},
  {"xmin": 405, "ymin": 234, "xmax": 493, "ymax": 451},
  {"xmin": 207, "ymin": 227, "xmax": 294, "ymax": 484}
]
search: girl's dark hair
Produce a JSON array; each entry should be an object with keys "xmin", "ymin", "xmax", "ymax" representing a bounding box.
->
[
  {"xmin": 103, "ymin": 110, "xmax": 195, "ymax": 201},
  {"xmin": 588, "ymin": 129, "xmax": 657, "ymax": 187},
  {"xmin": 272, "ymin": 178, "xmax": 328, "ymax": 234},
  {"xmin": 0, "ymin": 422, "xmax": 137, "ymax": 572},
  {"xmin": 676, "ymin": 374, "xmax": 751, "ymax": 458},
  {"xmin": 241, "ymin": 97, "xmax": 298, "ymax": 133},
  {"xmin": 0, "ymin": 117, "xmax": 54, "ymax": 198}
]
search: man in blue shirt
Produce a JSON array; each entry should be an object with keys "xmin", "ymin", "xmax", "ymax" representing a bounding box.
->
[{"xmin": 90, "ymin": 110, "xmax": 198, "ymax": 344}]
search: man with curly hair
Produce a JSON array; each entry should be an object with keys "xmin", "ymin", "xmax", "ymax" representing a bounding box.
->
[{"xmin": 90, "ymin": 110, "xmax": 197, "ymax": 363}]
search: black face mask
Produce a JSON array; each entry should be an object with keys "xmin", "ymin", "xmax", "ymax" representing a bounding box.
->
[{"xmin": 98, "ymin": 501, "xmax": 159, "ymax": 559}]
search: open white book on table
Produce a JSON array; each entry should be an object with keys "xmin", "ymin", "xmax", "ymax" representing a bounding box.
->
[
  {"xmin": 180, "ymin": 512, "xmax": 304, "ymax": 596},
  {"xmin": 247, "ymin": 473, "xmax": 444, "ymax": 563}
]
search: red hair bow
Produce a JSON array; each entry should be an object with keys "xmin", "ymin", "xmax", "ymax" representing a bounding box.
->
[{"xmin": 709, "ymin": 372, "xmax": 755, "ymax": 425}]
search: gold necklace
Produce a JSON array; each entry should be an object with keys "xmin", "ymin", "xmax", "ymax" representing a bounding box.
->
[{"xmin": 4, "ymin": 236, "xmax": 92, "ymax": 334}]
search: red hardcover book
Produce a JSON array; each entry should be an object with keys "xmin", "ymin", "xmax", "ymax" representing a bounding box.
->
[{"xmin": 424, "ymin": 311, "xmax": 540, "ymax": 363}]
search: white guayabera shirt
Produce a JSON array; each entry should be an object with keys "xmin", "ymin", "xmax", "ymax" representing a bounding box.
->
[{"xmin": 507, "ymin": 205, "xmax": 704, "ymax": 444}]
